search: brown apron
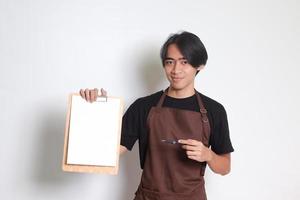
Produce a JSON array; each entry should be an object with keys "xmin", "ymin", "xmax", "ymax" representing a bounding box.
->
[{"xmin": 134, "ymin": 89, "xmax": 211, "ymax": 200}]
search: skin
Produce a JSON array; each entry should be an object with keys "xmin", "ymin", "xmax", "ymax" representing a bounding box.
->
[
  {"xmin": 79, "ymin": 44, "xmax": 231, "ymax": 176},
  {"xmin": 163, "ymin": 44, "xmax": 203, "ymax": 98}
]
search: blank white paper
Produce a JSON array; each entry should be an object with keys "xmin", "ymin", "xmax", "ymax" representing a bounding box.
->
[{"xmin": 67, "ymin": 96, "xmax": 121, "ymax": 166}]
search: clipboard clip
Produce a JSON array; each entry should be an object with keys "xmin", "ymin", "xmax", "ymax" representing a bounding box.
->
[
  {"xmin": 95, "ymin": 88, "xmax": 108, "ymax": 102},
  {"xmin": 96, "ymin": 95, "xmax": 108, "ymax": 102}
]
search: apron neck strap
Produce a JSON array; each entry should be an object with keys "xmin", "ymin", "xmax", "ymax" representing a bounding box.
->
[
  {"xmin": 157, "ymin": 88, "xmax": 168, "ymax": 107},
  {"xmin": 157, "ymin": 88, "xmax": 205, "ymax": 109},
  {"xmin": 195, "ymin": 91, "xmax": 209, "ymax": 123},
  {"xmin": 157, "ymin": 88, "xmax": 209, "ymax": 123}
]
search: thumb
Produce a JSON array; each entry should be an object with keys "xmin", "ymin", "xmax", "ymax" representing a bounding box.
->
[{"xmin": 101, "ymin": 88, "xmax": 107, "ymax": 97}]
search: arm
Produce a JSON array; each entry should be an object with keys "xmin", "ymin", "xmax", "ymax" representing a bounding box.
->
[
  {"xmin": 207, "ymin": 151, "xmax": 231, "ymax": 176},
  {"xmin": 179, "ymin": 139, "xmax": 231, "ymax": 176},
  {"xmin": 119, "ymin": 145, "xmax": 128, "ymax": 155}
]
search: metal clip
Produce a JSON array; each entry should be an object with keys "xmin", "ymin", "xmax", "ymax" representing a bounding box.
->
[
  {"xmin": 200, "ymin": 108, "xmax": 207, "ymax": 113},
  {"xmin": 96, "ymin": 96, "xmax": 108, "ymax": 102}
]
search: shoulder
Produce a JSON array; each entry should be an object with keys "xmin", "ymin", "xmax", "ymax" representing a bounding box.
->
[
  {"xmin": 127, "ymin": 90, "xmax": 163, "ymax": 112},
  {"xmin": 123, "ymin": 90, "xmax": 163, "ymax": 125},
  {"xmin": 198, "ymin": 92, "xmax": 234, "ymax": 154},
  {"xmin": 197, "ymin": 91, "xmax": 227, "ymax": 117},
  {"xmin": 133, "ymin": 90, "xmax": 163, "ymax": 106}
]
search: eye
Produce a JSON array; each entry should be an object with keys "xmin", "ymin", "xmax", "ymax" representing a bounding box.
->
[
  {"xmin": 164, "ymin": 60, "xmax": 174, "ymax": 66},
  {"xmin": 181, "ymin": 60, "xmax": 188, "ymax": 65}
]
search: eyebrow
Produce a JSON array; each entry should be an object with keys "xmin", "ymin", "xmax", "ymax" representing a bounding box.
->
[{"xmin": 165, "ymin": 57, "xmax": 187, "ymax": 60}]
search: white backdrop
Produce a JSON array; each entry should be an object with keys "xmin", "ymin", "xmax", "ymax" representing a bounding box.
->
[{"xmin": 1, "ymin": 0, "xmax": 299, "ymax": 199}]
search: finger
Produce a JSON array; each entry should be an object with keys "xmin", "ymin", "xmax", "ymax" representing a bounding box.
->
[
  {"xmin": 79, "ymin": 89, "xmax": 85, "ymax": 99},
  {"xmin": 179, "ymin": 139, "xmax": 202, "ymax": 146},
  {"xmin": 82, "ymin": 89, "xmax": 88, "ymax": 101},
  {"xmin": 187, "ymin": 155, "xmax": 199, "ymax": 161},
  {"xmin": 85, "ymin": 88, "xmax": 91, "ymax": 102},
  {"xmin": 90, "ymin": 89, "xmax": 96, "ymax": 102},
  {"xmin": 182, "ymin": 145, "xmax": 200, "ymax": 151},
  {"xmin": 186, "ymin": 150, "xmax": 199, "ymax": 156},
  {"xmin": 101, "ymin": 88, "xmax": 107, "ymax": 97},
  {"xmin": 94, "ymin": 88, "xmax": 99, "ymax": 101}
]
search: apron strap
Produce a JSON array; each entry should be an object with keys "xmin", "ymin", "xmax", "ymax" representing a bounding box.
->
[
  {"xmin": 157, "ymin": 88, "xmax": 210, "ymax": 127},
  {"xmin": 195, "ymin": 91, "xmax": 209, "ymax": 123},
  {"xmin": 195, "ymin": 90, "xmax": 211, "ymax": 143},
  {"xmin": 156, "ymin": 88, "xmax": 211, "ymax": 176},
  {"xmin": 195, "ymin": 91, "xmax": 211, "ymax": 176},
  {"xmin": 158, "ymin": 88, "xmax": 209, "ymax": 118},
  {"xmin": 157, "ymin": 89, "xmax": 168, "ymax": 107}
]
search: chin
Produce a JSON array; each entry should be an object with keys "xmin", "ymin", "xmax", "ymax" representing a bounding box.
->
[{"xmin": 169, "ymin": 83, "xmax": 185, "ymax": 91}]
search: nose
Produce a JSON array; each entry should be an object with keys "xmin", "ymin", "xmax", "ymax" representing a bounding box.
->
[{"xmin": 171, "ymin": 61, "xmax": 181, "ymax": 74}]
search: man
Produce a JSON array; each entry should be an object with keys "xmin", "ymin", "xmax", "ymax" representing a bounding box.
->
[{"xmin": 80, "ymin": 31, "xmax": 234, "ymax": 200}]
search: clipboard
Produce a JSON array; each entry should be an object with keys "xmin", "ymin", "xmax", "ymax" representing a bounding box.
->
[{"xmin": 62, "ymin": 93, "xmax": 124, "ymax": 175}]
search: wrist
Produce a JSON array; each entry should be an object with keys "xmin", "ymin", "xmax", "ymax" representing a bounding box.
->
[{"xmin": 207, "ymin": 149, "xmax": 214, "ymax": 162}]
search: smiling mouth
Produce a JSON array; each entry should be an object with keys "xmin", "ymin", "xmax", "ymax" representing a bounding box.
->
[{"xmin": 171, "ymin": 77, "xmax": 183, "ymax": 82}]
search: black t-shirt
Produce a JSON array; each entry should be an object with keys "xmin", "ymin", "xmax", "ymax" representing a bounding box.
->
[{"xmin": 121, "ymin": 90, "xmax": 234, "ymax": 169}]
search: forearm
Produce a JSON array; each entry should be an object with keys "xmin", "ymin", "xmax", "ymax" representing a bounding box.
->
[
  {"xmin": 207, "ymin": 151, "xmax": 231, "ymax": 176},
  {"xmin": 119, "ymin": 145, "xmax": 128, "ymax": 155}
]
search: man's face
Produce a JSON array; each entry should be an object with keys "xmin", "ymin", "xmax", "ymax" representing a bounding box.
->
[{"xmin": 164, "ymin": 44, "xmax": 200, "ymax": 92}]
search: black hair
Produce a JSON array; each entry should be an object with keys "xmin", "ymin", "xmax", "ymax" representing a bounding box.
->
[{"xmin": 160, "ymin": 31, "xmax": 208, "ymax": 74}]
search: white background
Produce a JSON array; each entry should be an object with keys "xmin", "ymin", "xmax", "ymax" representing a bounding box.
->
[{"xmin": 0, "ymin": 0, "xmax": 299, "ymax": 199}]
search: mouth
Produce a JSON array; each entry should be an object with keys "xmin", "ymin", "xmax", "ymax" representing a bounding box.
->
[{"xmin": 171, "ymin": 77, "xmax": 183, "ymax": 82}]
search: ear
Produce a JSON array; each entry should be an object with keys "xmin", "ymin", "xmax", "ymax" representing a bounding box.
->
[{"xmin": 196, "ymin": 65, "xmax": 205, "ymax": 72}]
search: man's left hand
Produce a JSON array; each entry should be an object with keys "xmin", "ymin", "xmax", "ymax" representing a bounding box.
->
[{"xmin": 178, "ymin": 139, "xmax": 213, "ymax": 162}]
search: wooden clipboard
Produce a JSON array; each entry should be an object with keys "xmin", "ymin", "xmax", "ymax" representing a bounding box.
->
[{"xmin": 62, "ymin": 93, "xmax": 124, "ymax": 175}]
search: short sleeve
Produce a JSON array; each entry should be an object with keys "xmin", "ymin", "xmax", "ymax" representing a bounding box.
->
[
  {"xmin": 210, "ymin": 105, "xmax": 234, "ymax": 154},
  {"xmin": 120, "ymin": 100, "xmax": 140, "ymax": 151}
]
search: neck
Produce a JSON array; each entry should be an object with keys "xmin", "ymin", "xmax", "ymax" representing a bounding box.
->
[{"xmin": 167, "ymin": 86, "xmax": 195, "ymax": 98}]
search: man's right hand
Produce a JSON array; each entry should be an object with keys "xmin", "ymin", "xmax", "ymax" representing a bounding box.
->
[{"xmin": 79, "ymin": 88, "xmax": 107, "ymax": 103}]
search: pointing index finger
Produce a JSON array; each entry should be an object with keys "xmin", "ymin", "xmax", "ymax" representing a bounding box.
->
[{"xmin": 178, "ymin": 139, "xmax": 202, "ymax": 146}]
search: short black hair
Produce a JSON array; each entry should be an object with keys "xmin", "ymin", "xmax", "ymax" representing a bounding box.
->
[{"xmin": 160, "ymin": 31, "xmax": 208, "ymax": 73}]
